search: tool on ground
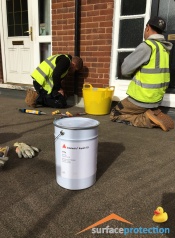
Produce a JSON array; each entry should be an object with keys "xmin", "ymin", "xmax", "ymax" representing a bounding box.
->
[
  {"xmin": 14, "ymin": 142, "xmax": 39, "ymax": 159},
  {"xmin": 74, "ymin": 112, "xmax": 87, "ymax": 116},
  {"xmin": 0, "ymin": 146, "xmax": 9, "ymax": 167},
  {"xmin": 19, "ymin": 108, "xmax": 46, "ymax": 115},
  {"xmin": 59, "ymin": 112, "xmax": 87, "ymax": 119},
  {"xmin": 66, "ymin": 111, "xmax": 73, "ymax": 117},
  {"xmin": 52, "ymin": 110, "xmax": 60, "ymax": 115}
]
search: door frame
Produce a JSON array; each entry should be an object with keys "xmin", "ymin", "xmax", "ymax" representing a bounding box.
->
[
  {"xmin": 0, "ymin": 0, "xmax": 7, "ymax": 83},
  {"xmin": 0, "ymin": 0, "xmax": 52, "ymax": 86}
]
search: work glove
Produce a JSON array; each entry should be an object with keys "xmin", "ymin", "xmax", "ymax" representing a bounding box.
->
[
  {"xmin": 0, "ymin": 146, "xmax": 9, "ymax": 167},
  {"xmin": 14, "ymin": 142, "xmax": 39, "ymax": 158},
  {"xmin": 0, "ymin": 157, "xmax": 9, "ymax": 167}
]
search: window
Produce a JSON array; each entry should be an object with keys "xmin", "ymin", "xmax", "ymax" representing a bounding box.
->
[
  {"xmin": 6, "ymin": 0, "xmax": 28, "ymax": 36},
  {"xmin": 111, "ymin": 0, "xmax": 151, "ymax": 82},
  {"xmin": 40, "ymin": 43, "xmax": 51, "ymax": 62},
  {"xmin": 39, "ymin": 0, "xmax": 51, "ymax": 36},
  {"xmin": 38, "ymin": 0, "xmax": 51, "ymax": 63},
  {"xmin": 121, "ymin": 0, "xmax": 146, "ymax": 15},
  {"xmin": 158, "ymin": 0, "xmax": 175, "ymax": 31},
  {"xmin": 119, "ymin": 18, "xmax": 144, "ymax": 48}
]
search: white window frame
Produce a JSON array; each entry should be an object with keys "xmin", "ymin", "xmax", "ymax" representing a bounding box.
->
[{"xmin": 109, "ymin": 0, "xmax": 152, "ymax": 101}]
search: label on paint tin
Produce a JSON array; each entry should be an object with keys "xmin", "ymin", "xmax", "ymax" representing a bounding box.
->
[{"xmin": 60, "ymin": 140, "xmax": 97, "ymax": 179}]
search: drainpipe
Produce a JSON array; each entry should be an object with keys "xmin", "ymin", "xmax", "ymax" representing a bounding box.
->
[{"xmin": 74, "ymin": 0, "xmax": 81, "ymax": 104}]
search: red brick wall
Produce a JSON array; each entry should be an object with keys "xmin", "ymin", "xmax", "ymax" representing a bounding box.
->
[{"xmin": 52, "ymin": 0, "xmax": 114, "ymax": 97}]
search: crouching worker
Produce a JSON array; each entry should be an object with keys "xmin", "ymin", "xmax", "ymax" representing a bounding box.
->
[
  {"xmin": 25, "ymin": 54, "xmax": 83, "ymax": 108},
  {"xmin": 110, "ymin": 16, "xmax": 174, "ymax": 132}
]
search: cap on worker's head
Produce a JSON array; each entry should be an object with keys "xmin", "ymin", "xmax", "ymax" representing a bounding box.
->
[{"xmin": 147, "ymin": 16, "xmax": 166, "ymax": 33}]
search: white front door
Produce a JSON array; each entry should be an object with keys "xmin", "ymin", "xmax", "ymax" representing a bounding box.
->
[
  {"xmin": 1, "ymin": 0, "xmax": 34, "ymax": 84},
  {"xmin": 0, "ymin": 0, "xmax": 51, "ymax": 85}
]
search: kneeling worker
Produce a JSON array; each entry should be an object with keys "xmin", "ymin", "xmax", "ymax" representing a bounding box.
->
[
  {"xmin": 25, "ymin": 54, "xmax": 83, "ymax": 108},
  {"xmin": 110, "ymin": 16, "xmax": 174, "ymax": 132}
]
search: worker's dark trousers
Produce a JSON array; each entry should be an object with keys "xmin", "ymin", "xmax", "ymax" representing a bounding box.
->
[
  {"xmin": 110, "ymin": 97, "xmax": 154, "ymax": 128},
  {"xmin": 36, "ymin": 93, "xmax": 67, "ymax": 108},
  {"xmin": 33, "ymin": 80, "xmax": 67, "ymax": 108}
]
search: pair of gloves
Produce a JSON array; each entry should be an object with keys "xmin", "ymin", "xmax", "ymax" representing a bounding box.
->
[{"xmin": 14, "ymin": 142, "xmax": 39, "ymax": 159}]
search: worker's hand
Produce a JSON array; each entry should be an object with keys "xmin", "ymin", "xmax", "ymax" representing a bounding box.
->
[
  {"xmin": 52, "ymin": 89, "xmax": 64, "ymax": 98},
  {"xmin": 58, "ymin": 89, "xmax": 64, "ymax": 96},
  {"xmin": 14, "ymin": 142, "xmax": 39, "ymax": 158}
]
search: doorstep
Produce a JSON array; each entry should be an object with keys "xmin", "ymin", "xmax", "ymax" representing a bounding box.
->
[{"xmin": 0, "ymin": 83, "xmax": 34, "ymax": 91}]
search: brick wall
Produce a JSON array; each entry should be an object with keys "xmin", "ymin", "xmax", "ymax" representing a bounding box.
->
[{"xmin": 52, "ymin": 0, "xmax": 114, "ymax": 97}]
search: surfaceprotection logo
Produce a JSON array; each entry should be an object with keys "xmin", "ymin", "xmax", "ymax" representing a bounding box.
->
[{"xmin": 76, "ymin": 213, "xmax": 170, "ymax": 236}]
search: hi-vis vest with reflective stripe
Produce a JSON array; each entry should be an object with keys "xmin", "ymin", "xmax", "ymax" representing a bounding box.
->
[
  {"xmin": 31, "ymin": 54, "xmax": 71, "ymax": 94},
  {"xmin": 127, "ymin": 40, "xmax": 170, "ymax": 103}
]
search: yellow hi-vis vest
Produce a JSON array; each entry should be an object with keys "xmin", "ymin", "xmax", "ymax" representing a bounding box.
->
[
  {"xmin": 31, "ymin": 54, "xmax": 71, "ymax": 94},
  {"xmin": 126, "ymin": 40, "xmax": 170, "ymax": 103}
]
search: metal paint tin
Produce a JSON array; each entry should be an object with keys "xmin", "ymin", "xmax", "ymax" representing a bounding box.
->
[{"xmin": 53, "ymin": 117, "xmax": 100, "ymax": 190}]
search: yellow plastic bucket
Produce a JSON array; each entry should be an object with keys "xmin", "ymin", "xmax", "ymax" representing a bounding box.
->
[{"xmin": 82, "ymin": 84, "xmax": 115, "ymax": 115}]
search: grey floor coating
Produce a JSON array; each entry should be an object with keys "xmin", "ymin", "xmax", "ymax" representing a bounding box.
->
[{"xmin": 1, "ymin": 88, "xmax": 175, "ymax": 238}]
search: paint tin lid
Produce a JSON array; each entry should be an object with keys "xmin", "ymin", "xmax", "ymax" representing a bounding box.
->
[{"xmin": 53, "ymin": 117, "xmax": 100, "ymax": 129}]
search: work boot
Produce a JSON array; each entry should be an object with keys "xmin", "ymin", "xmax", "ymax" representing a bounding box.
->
[
  {"xmin": 25, "ymin": 89, "xmax": 38, "ymax": 107},
  {"xmin": 110, "ymin": 107, "xmax": 122, "ymax": 121},
  {"xmin": 146, "ymin": 109, "xmax": 174, "ymax": 131}
]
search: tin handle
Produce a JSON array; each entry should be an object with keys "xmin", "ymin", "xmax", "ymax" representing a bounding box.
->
[{"xmin": 55, "ymin": 130, "xmax": 65, "ymax": 141}]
